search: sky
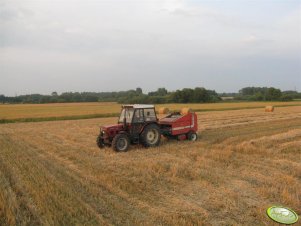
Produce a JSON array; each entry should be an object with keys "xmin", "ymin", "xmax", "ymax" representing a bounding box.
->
[{"xmin": 0, "ymin": 0, "xmax": 300, "ymax": 96}]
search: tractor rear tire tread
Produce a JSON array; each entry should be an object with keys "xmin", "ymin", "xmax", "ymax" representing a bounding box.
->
[{"xmin": 140, "ymin": 124, "xmax": 161, "ymax": 147}]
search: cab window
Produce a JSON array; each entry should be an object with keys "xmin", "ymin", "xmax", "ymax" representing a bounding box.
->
[
  {"xmin": 144, "ymin": 109, "xmax": 156, "ymax": 121},
  {"xmin": 133, "ymin": 109, "xmax": 144, "ymax": 123},
  {"xmin": 118, "ymin": 108, "xmax": 134, "ymax": 123}
]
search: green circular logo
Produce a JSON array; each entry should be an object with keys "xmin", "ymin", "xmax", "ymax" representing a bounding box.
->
[{"xmin": 267, "ymin": 206, "xmax": 299, "ymax": 224}]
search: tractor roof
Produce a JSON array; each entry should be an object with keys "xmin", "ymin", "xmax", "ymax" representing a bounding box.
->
[{"xmin": 122, "ymin": 104, "xmax": 154, "ymax": 109}]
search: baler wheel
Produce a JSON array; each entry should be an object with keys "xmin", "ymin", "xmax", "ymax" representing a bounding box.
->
[
  {"xmin": 96, "ymin": 135, "xmax": 105, "ymax": 149},
  {"xmin": 112, "ymin": 134, "xmax": 130, "ymax": 152},
  {"xmin": 187, "ymin": 131, "xmax": 198, "ymax": 141},
  {"xmin": 141, "ymin": 124, "xmax": 161, "ymax": 147}
]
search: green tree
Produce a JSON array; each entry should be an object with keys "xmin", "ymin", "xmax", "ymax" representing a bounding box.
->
[
  {"xmin": 266, "ymin": 88, "xmax": 281, "ymax": 100},
  {"xmin": 193, "ymin": 87, "xmax": 208, "ymax": 102},
  {"xmin": 0, "ymin": 95, "xmax": 5, "ymax": 103},
  {"xmin": 136, "ymin": 87, "xmax": 143, "ymax": 95}
]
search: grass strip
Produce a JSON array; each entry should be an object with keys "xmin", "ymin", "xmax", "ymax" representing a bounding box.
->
[
  {"xmin": 0, "ymin": 113, "xmax": 119, "ymax": 124},
  {"xmin": 0, "ymin": 104, "xmax": 300, "ymax": 124}
]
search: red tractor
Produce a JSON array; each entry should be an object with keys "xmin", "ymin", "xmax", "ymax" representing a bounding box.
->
[{"xmin": 96, "ymin": 105, "xmax": 198, "ymax": 152}]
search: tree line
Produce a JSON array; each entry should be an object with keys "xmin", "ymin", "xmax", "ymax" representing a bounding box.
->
[
  {"xmin": 235, "ymin": 87, "xmax": 300, "ymax": 101},
  {"xmin": 0, "ymin": 87, "xmax": 299, "ymax": 104},
  {"xmin": 0, "ymin": 87, "xmax": 220, "ymax": 104}
]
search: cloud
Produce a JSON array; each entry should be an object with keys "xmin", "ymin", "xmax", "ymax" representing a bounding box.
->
[
  {"xmin": 166, "ymin": 3, "xmax": 220, "ymax": 18},
  {"xmin": 0, "ymin": 0, "xmax": 300, "ymax": 95},
  {"xmin": 0, "ymin": 2, "xmax": 33, "ymax": 22},
  {"xmin": 243, "ymin": 35, "xmax": 274, "ymax": 45},
  {"xmin": 0, "ymin": 2, "xmax": 22, "ymax": 22},
  {"xmin": 244, "ymin": 35, "xmax": 258, "ymax": 43},
  {"xmin": 280, "ymin": 5, "xmax": 301, "ymax": 26}
]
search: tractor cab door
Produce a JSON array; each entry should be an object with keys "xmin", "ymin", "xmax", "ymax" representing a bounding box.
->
[{"xmin": 131, "ymin": 109, "xmax": 144, "ymax": 142}]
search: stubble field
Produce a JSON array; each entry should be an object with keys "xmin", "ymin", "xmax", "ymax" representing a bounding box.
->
[{"xmin": 0, "ymin": 105, "xmax": 300, "ymax": 225}]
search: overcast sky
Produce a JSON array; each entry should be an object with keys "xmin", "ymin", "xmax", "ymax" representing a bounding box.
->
[{"xmin": 0, "ymin": 0, "xmax": 300, "ymax": 96}]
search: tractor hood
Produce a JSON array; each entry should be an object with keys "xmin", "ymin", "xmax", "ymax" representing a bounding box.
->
[{"xmin": 101, "ymin": 124, "xmax": 123, "ymax": 132}]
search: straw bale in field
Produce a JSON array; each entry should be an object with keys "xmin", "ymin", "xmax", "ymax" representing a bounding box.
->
[
  {"xmin": 265, "ymin": 106, "xmax": 274, "ymax": 112},
  {"xmin": 181, "ymin": 107, "xmax": 192, "ymax": 115},
  {"xmin": 158, "ymin": 107, "xmax": 169, "ymax": 114}
]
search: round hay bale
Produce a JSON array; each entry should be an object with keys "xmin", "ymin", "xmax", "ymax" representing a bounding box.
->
[
  {"xmin": 158, "ymin": 107, "xmax": 169, "ymax": 114},
  {"xmin": 265, "ymin": 106, "xmax": 274, "ymax": 112},
  {"xmin": 180, "ymin": 107, "xmax": 192, "ymax": 115}
]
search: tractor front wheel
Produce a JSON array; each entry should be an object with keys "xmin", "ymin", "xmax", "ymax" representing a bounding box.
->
[
  {"xmin": 112, "ymin": 134, "xmax": 130, "ymax": 152},
  {"xmin": 141, "ymin": 124, "xmax": 161, "ymax": 147},
  {"xmin": 96, "ymin": 134, "xmax": 105, "ymax": 149}
]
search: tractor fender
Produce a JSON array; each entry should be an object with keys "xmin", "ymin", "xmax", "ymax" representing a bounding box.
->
[
  {"xmin": 117, "ymin": 130, "xmax": 130, "ymax": 137},
  {"xmin": 139, "ymin": 122, "xmax": 160, "ymax": 134}
]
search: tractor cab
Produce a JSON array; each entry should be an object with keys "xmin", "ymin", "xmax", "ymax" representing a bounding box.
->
[{"xmin": 118, "ymin": 105, "xmax": 158, "ymax": 125}]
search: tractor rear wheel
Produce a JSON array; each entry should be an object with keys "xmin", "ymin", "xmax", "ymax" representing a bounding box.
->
[
  {"xmin": 141, "ymin": 124, "xmax": 161, "ymax": 147},
  {"xmin": 96, "ymin": 134, "xmax": 105, "ymax": 149},
  {"xmin": 187, "ymin": 131, "xmax": 198, "ymax": 141},
  {"xmin": 112, "ymin": 134, "xmax": 130, "ymax": 152}
]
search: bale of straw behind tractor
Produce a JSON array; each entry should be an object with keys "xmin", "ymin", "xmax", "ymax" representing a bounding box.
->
[
  {"xmin": 158, "ymin": 107, "xmax": 169, "ymax": 114},
  {"xmin": 181, "ymin": 107, "xmax": 193, "ymax": 115}
]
